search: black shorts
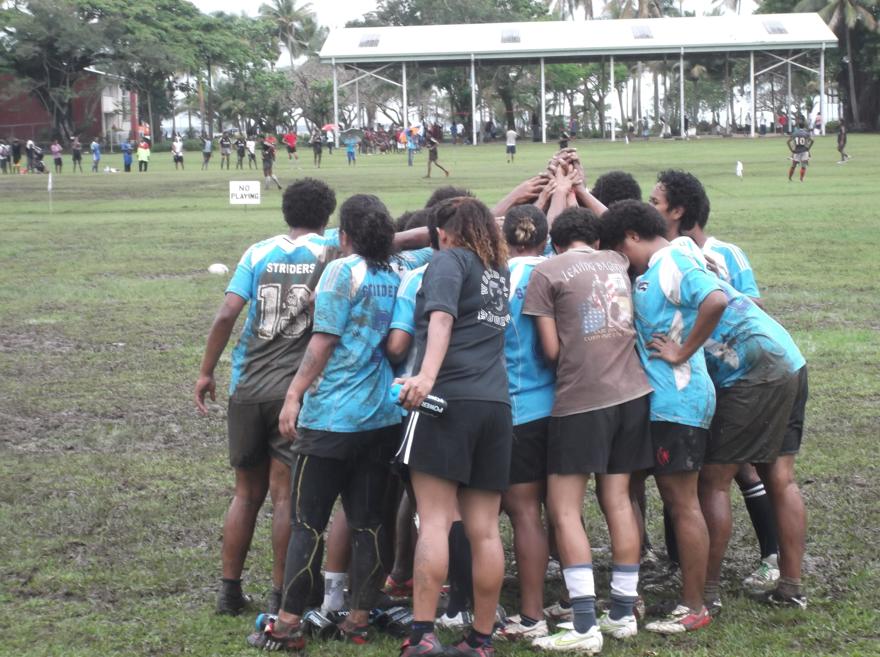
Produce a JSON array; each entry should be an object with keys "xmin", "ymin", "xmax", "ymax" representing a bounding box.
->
[
  {"xmin": 510, "ymin": 417, "xmax": 549, "ymax": 485},
  {"xmin": 780, "ymin": 365, "xmax": 808, "ymax": 455},
  {"xmin": 294, "ymin": 424, "xmax": 400, "ymax": 462},
  {"xmin": 548, "ymin": 395, "xmax": 652, "ymax": 475},
  {"xmin": 227, "ymin": 397, "xmax": 294, "ymax": 468},
  {"xmin": 287, "ymin": 145, "xmax": 296, "ymax": 154},
  {"xmin": 173, "ymin": 154, "xmax": 183, "ymax": 163},
  {"xmin": 397, "ymin": 400, "xmax": 512, "ymax": 491},
  {"xmin": 651, "ymin": 421, "xmax": 708, "ymax": 475},
  {"xmin": 706, "ymin": 372, "xmax": 800, "ymax": 465},
  {"xmin": 506, "ymin": 145, "xmax": 516, "ymax": 154},
  {"xmin": 262, "ymin": 160, "xmax": 273, "ymax": 175}
]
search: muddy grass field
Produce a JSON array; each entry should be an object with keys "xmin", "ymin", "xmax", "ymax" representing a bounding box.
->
[{"xmin": 1, "ymin": 136, "xmax": 878, "ymax": 657}]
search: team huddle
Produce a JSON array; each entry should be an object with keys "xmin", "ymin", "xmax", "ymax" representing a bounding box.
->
[{"xmin": 195, "ymin": 148, "xmax": 808, "ymax": 656}]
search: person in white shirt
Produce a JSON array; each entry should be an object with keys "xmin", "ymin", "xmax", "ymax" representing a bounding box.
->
[{"xmin": 506, "ymin": 129, "xmax": 518, "ymax": 163}]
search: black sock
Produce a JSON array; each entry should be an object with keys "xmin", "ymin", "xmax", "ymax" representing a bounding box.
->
[
  {"xmin": 739, "ymin": 481, "xmax": 779, "ymax": 559},
  {"xmin": 221, "ymin": 577, "xmax": 242, "ymax": 596},
  {"xmin": 663, "ymin": 506, "xmax": 680, "ymax": 567},
  {"xmin": 465, "ymin": 629, "xmax": 492, "ymax": 648},
  {"xmin": 519, "ymin": 614, "xmax": 539, "ymax": 627},
  {"xmin": 446, "ymin": 521, "xmax": 472, "ymax": 616},
  {"xmin": 410, "ymin": 620, "xmax": 434, "ymax": 645}
]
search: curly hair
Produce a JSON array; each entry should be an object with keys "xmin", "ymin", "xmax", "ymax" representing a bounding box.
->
[
  {"xmin": 549, "ymin": 207, "xmax": 600, "ymax": 249},
  {"xmin": 282, "ymin": 178, "xmax": 337, "ymax": 230},
  {"xmin": 503, "ymin": 205, "xmax": 548, "ymax": 250},
  {"xmin": 598, "ymin": 200, "xmax": 667, "ymax": 250},
  {"xmin": 405, "ymin": 209, "xmax": 430, "ymax": 230},
  {"xmin": 429, "ymin": 197, "xmax": 508, "ymax": 270},
  {"xmin": 395, "ymin": 211, "xmax": 414, "ymax": 232},
  {"xmin": 656, "ymin": 170, "xmax": 707, "ymax": 232},
  {"xmin": 591, "ymin": 170, "xmax": 642, "ymax": 207},
  {"xmin": 339, "ymin": 194, "xmax": 395, "ymax": 270},
  {"xmin": 424, "ymin": 185, "xmax": 474, "ymax": 208}
]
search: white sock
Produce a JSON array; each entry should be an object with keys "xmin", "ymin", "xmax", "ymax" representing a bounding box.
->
[{"xmin": 321, "ymin": 571, "xmax": 348, "ymax": 612}]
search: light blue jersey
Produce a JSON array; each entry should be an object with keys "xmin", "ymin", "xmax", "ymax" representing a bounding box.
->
[
  {"xmin": 298, "ymin": 255, "xmax": 401, "ymax": 432},
  {"xmin": 505, "ymin": 257, "xmax": 555, "ymax": 426},
  {"xmin": 704, "ymin": 280, "xmax": 805, "ymax": 388},
  {"xmin": 227, "ymin": 232, "xmax": 338, "ymax": 401},
  {"xmin": 633, "ymin": 245, "xmax": 719, "ymax": 429},
  {"xmin": 389, "ymin": 264, "xmax": 426, "ymax": 379},
  {"xmin": 703, "ymin": 236, "xmax": 760, "ymax": 298}
]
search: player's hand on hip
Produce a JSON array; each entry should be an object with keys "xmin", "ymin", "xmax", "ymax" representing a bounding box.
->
[
  {"xmin": 194, "ymin": 374, "xmax": 215, "ymax": 415},
  {"xmin": 393, "ymin": 374, "xmax": 435, "ymax": 411},
  {"xmin": 647, "ymin": 333, "xmax": 686, "ymax": 366},
  {"xmin": 278, "ymin": 399, "xmax": 301, "ymax": 441}
]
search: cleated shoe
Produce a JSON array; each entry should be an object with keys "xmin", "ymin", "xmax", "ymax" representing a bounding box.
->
[
  {"xmin": 645, "ymin": 605, "xmax": 711, "ymax": 635},
  {"xmin": 759, "ymin": 589, "xmax": 808, "ymax": 610},
  {"xmin": 446, "ymin": 638, "xmax": 495, "ymax": 657},
  {"xmin": 597, "ymin": 612, "xmax": 637, "ymax": 639},
  {"xmin": 743, "ymin": 555, "xmax": 780, "ymax": 593},
  {"xmin": 543, "ymin": 601, "xmax": 573, "ymax": 623},
  {"xmin": 705, "ymin": 596, "xmax": 723, "ymax": 618},
  {"xmin": 337, "ymin": 621, "xmax": 370, "ymax": 645},
  {"xmin": 436, "ymin": 610, "xmax": 474, "ymax": 629},
  {"xmin": 246, "ymin": 618, "xmax": 306, "ymax": 652},
  {"xmin": 218, "ymin": 589, "xmax": 253, "ymax": 616},
  {"xmin": 532, "ymin": 625, "xmax": 603, "ymax": 654},
  {"xmin": 498, "ymin": 616, "xmax": 549, "ymax": 641},
  {"xmin": 384, "ymin": 575, "xmax": 414, "ymax": 598},
  {"xmin": 399, "ymin": 632, "xmax": 446, "ymax": 657}
]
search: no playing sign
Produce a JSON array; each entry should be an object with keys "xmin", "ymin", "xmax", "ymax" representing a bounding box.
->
[{"xmin": 229, "ymin": 181, "xmax": 261, "ymax": 205}]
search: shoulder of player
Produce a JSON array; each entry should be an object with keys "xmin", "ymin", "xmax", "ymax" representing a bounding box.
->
[{"xmin": 399, "ymin": 263, "xmax": 428, "ymax": 289}]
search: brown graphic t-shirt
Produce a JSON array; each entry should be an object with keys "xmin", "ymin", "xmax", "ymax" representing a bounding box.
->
[{"xmin": 523, "ymin": 247, "xmax": 651, "ymax": 416}]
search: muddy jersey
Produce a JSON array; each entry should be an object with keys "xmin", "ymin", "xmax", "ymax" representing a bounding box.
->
[
  {"xmin": 704, "ymin": 279, "xmax": 805, "ymax": 388},
  {"xmin": 412, "ymin": 248, "xmax": 511, "ymax": 404},
  {"xmin": 226, "ymin": 233, "xmax": 338, "ymax": 402},
  {"xmin": 298, "ymin": 255, "xmax": 402, "ymax": 432}
]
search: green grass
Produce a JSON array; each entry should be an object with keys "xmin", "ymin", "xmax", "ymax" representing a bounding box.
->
[{"xmin": 1, "ymin": 135, "xmax": 878, "ymax": 656}]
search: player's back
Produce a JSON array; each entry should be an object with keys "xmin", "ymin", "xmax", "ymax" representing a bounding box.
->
[
  {"xmin": 702, "ymin": 236, "xmax": 760, "ymax": 298},
  {"xmin": 228, "ymin": 233, "xmax": 337, "ymax": 402},
  {"xmin": 791, "ymin": 129, "xmax": 811, "ymax": 153}
]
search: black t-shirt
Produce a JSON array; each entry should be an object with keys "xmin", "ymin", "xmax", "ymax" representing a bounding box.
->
[{"xmin": 413, "ymin": 247, "xmax": 511, "ymax": 404}]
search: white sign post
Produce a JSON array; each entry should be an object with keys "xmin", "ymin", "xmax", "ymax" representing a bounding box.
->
[{"xmin": 229, "ymin": 181, "xmax": 261, "ymax": 206}]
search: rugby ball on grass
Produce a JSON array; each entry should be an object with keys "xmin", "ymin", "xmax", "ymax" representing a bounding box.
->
[{"xmin": 208, "ymin": 263, "xmax": 229, "ymax": 275}]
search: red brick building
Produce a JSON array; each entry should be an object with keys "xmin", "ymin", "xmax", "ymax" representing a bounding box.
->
[{"xmin": 0, "ymin": 70, "xmax": 136, "ymax": 144}]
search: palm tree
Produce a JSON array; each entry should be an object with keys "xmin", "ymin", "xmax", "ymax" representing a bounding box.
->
[
  {"xmin": 795, "ymin": 0, "xmax": 879, "ymax": 128},
  {"xmin": 546, "ymin": 0, "xmax": 594, "ymax": 20},
  {"xmin": 259, "ymin": 0, "xmax": 318, "ymax": 70}
]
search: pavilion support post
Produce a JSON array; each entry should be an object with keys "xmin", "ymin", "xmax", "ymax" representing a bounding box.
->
[
  {"xmin": 679, "ymin": 49, "xmax": 685, "ymax": 138},
  {"xmin": 610, "ymin": 56, "xmax": 616, "ymax": 142},
  {"xmin": 355, "ymin": 78, "xmax": 360, "ymax": 128},
  {"xmin": 819, "ymin": 45, "xmax": 826, "ymax": 135},
  {"xmin": 470, "ymin": 55, "xmax": 477, "ymax": 145},
  {"xmin": 402, "ymin": 62, "xmax": 409, "ymax": 132},
  {"xmin": 332, "ymin": 58, "xmax": 339, "ymax": 147},
  {"xmin": 540, "ymin": 57, "xmax": 547, "ymax": 144},
  {"xmin": 787, "ymin": 59, "xmax": 793, "ymax": 130},
  {"xmin": 750, "ymin": 51, "xmax": 756, "ymax": 138}
]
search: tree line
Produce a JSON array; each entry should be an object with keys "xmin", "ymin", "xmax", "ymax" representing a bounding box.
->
[{"xmin": 1, "ymin": 0, "xmax": 877, "ymax": 143}]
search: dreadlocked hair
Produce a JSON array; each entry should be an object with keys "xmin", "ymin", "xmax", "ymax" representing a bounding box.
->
[
  {"xmin": 339, "ymin": 194, "xmax": 395, "ymax": 270},
  {"xmin": 429, "ymin": 197, "xmax": 508, "ymax": 270}
]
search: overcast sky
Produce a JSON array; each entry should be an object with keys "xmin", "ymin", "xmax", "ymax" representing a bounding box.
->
[{"xmin": 190, "ymin": 0, "xmax": 760, "ymax": 31}]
